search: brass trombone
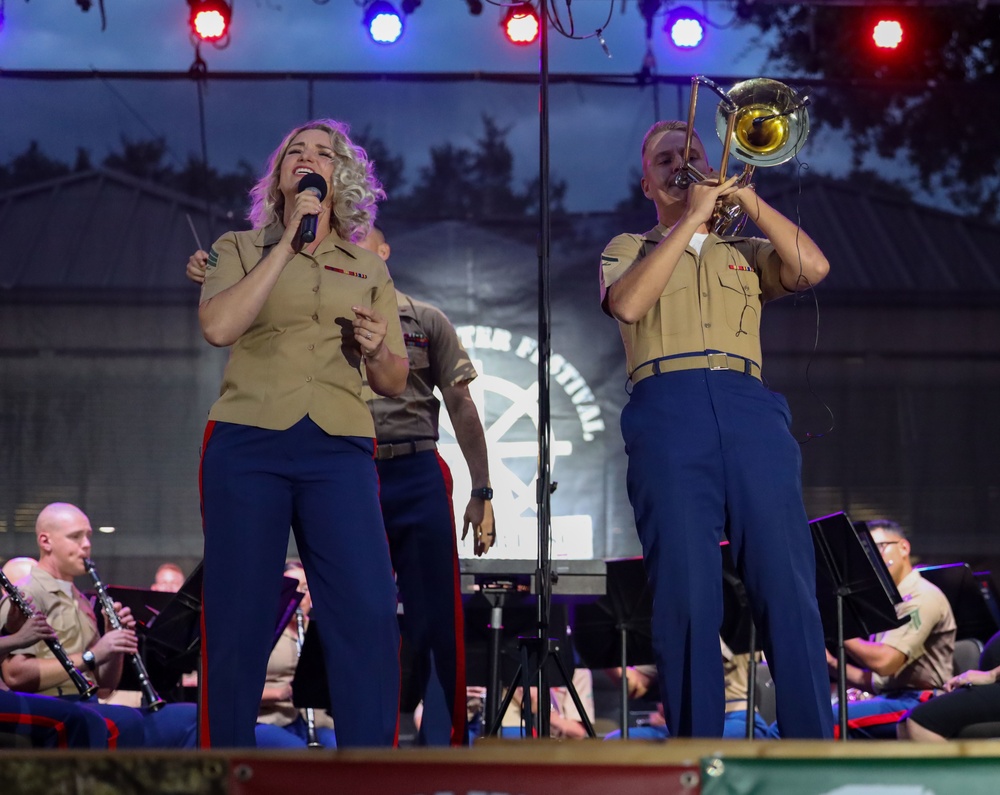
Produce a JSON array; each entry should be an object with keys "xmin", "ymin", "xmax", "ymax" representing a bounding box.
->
[{"xmin": 676, "ymin": 75, "xmax": 811, "ymax": 235}]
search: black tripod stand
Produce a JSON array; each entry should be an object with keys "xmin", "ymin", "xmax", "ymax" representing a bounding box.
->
[{"xmin": 481, "ymin": 0, "xmax": 592, "ymax": 739}]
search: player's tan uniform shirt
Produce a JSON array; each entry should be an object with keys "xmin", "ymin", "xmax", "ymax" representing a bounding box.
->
[
  {"xmin": 0, "ymin": 567, "xmax": 100, "ymax": 697},
  {"xmin": 872, "ymin": 569, "xmax": 956, "ymax": 693},
  {"xmin": 258, "ymin": 625, "xmax": 333, "ymax": 730},
  {"xmin": 600, "ymin": 224, "xmax": 790, "ymax": 380},
  {"xmin": 201, "ymin": 224, "xmax": 406, "ymax": 438}
]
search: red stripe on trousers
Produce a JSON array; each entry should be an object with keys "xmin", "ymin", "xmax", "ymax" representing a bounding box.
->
[
  {"xmin": 435, "ymin": 451, "xmax": 467, "ymax": 746},
  {"xmin": 0, "ymin": 712, "xmax": 68, "ymax": 748},
  {"xmin": 197, "ymin": 420, "xmax": 216, "ymax": 748}
]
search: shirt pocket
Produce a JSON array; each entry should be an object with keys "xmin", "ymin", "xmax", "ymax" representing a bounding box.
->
[
  {"xmin": 649, "ymin": 280, "xmax": 693, "ymax": 337},
  {"xmin": 645, "ymin": 260, "xmax": 694, "ymax": 338},
  {"xmin": 716, "ymin": 265, "xmax": 762, "ymax": 337},
  {"xmin": 404, "ymin": 333, "xmax": 431, "ymax": 371}
]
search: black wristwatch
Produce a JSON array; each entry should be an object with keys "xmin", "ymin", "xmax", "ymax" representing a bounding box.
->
[
  {"xmin": 471, "ymin": 487, "xmax": 494, "ymax": 500},
  {"xmin": 81, "ymin": 650, "xmax": 97, "ymax": 671}
]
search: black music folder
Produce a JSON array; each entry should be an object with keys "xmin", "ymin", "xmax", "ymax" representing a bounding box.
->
[
  {"xmin": 918, "ymin": 563, "xmax": 1000, "ymax": 643},
  {"xmin": 811, "ymin": 513, "xmax": 908, "ymax": 644}
]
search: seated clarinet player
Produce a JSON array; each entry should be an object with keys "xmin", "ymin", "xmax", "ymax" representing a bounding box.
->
[
  {"xmin": 0, "ymin": 503, "xmax": 198, "ymax": 748},
  {"xmin": 1, "ymin": 577, "xmax": 111, "ymax": 748}
]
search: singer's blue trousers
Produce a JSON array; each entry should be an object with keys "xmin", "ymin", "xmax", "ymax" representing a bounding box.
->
[
  {"xmin": 621, "ymin": 369, "xmax": 833, "ymax": 739},
  {"xmin": 379, "ymin": 449, "xmax": 466, "ymax": 746},
  {"xmin": 200, "ymin": 417, "xmax": 400, "ymax": 748}
]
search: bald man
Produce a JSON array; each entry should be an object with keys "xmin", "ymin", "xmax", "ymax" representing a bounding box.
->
[
  {"xmin": 151, "ymin": 563, "xmax": 185, "ymax": 593},
  {"xmin": 0, "ymin": 502, "xmax": 198, "ymax": 748},
  {"xmin": 1, "ymin": 557, "xmax": 37, "ymax": 585}
]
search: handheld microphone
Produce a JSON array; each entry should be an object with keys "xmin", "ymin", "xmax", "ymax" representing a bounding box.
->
[{"xmin": 296, "ymin": 173, "xmax": 328, "ymax": 244}]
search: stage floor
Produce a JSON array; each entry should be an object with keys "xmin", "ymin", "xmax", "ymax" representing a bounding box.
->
[{"xmin": 2, "ymin": 739, "xmax": 1000, "ymax": 795}]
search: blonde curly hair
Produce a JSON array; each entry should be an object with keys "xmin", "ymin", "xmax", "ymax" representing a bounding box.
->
[{"xmin": 248, "ymin": 119, "xmax": 385, "ymax": 243}]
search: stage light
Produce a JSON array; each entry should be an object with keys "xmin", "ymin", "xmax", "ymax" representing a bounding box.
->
[
  {"xmin": 665, "ymin": 6, "xmax": 704, "ymax": 49},
  {"xmin": 872, "ymin": 18, "xmax": 904, "ymax": 50},
  {"xmin": 365, "ymin": 1, "xmax": 404, "ymax": 44},
  {"xmin": 189, "ymin": 0, "xmax": 231, "ymax": 42},
  {"xmin": 503, "ymin": 2, "xmax": 540, "ymax": 46}
]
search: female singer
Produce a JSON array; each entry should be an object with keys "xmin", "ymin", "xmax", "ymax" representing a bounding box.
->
[{"xmin": 198, "ymin": 119, "xmax": 408, "ymax": 748}]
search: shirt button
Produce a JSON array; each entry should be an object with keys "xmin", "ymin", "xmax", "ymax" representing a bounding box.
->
[
  {"xmin": 312, "ymin": 313, "xmax": 319, "ymax": 322},
  {"xmin": 311, "ymin": 262, "xmax": 318, "ymax": 268},
  {"xmin": 306, "ymin": 376, "xmax": 313, "ymax": 382},
  {"xmin": 702, "ymin": 291, "xmax": 708, "ymax": 297},
  {"xmin": 307, "ymin": 344, "xmax": 315, "ymax": 351},
  {"xmin": 704, "ymin": 322, "xmax": 711, "ymax": 328},
  {"xmin": 312, "ymin": 285, "xmax": 319, "ymax": 293}
]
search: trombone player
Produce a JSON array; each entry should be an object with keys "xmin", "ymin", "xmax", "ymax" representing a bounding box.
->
[{"xmin": 599, "ymin": 94, "xmax": 832, "ymax": 738}]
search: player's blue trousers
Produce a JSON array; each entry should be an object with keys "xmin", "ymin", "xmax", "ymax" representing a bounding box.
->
[
  {"xmin": 621, "ymin": 369, "xmax": 833, "ymax": 739},
  {"xmin": 0, "ymin": 691, "xmax": 111, "ymax": 748},
  {"xmin": 378, "ymin": 449, "xmax": 466, "ymax": 746},
  {"xmin": 199, "ymin": 417, "xmax": 400, "ymax": 748}
]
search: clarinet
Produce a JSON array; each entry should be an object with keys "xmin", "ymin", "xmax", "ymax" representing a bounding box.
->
[
  {"xmin": 0, "ymin": 569, "xmax": 98, "ymax": 699},
  {"xmin": 83, "ymin": 558, "xmax": 165, "ymax": 712},
  {"xmin": 294, "ymin": 607, "xmax": 322, "ymax": 748}
]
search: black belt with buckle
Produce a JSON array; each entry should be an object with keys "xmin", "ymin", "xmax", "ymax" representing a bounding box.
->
[{"xmin": 375, "ymin": 439, "xmax": 438, "ymax": 460}]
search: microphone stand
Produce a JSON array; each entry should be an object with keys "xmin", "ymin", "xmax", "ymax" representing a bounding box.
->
[
  {"xmin": 483, "ymin": 0, "xmax": 594, "ymax": 741},
  {"xmin": 533, "ymin": 0, "xmax": 554, "ymax": 737}
]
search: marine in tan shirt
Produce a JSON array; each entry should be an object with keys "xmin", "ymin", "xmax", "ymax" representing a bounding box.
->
[
  {"xmin": 196, "ymin": 120, "xmax": 406, "ymax": 750},
  {"xmin": 599, "ymin": 119, "xmax": 833, "ymax": 740}
]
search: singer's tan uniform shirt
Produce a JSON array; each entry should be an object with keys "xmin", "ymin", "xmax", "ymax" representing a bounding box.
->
[
  {"xmin": 0, "ymin": 567, "xmax": 101, "ymax": 696},
  {"xmin": 201, "ymin": 223, "xmax": 406, "ymax": 438},
  {"xmin": 599, "ymin": 224, "xmax": 791, "ymax": 380}
]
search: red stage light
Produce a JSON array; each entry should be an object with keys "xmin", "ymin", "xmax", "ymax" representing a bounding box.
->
[
  {"xmin": 872, "ymin": 18, "xmax": 904, "ymax": 49},
  {"xmin": 189, "ymin": 0, "xmax": 231, "ymax": 43},
  {"xmin": 503, "ymin": 3, "xmax": 540, "ymax": 45}
]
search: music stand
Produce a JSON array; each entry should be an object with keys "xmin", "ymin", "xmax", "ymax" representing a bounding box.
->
[
  {"xmin": 103, "ymin": 586, "xmax": 177, "ymax": 695},
  {"xmin": 572, "ymin": 557, "xmax": 654, "ymax": 739},
  {"xmin": 145, "ymin": 563, "xmax": 303, "ymax": 693},
  {"xmin": 974, "ymin": 571, "xmax": 1000, "ymax": 630},
  {"xmin": 465, "ymin": 594, "xmax": 588, "ymax": 738},
  {"xmin": 292, "ymin": 619, "xmax": 330, "ymax": 711},
  {"xmin": 811, "ymin": 513, "xmax": 908, "ymax": 740},
  {"xmin": 918, "ymin": 563, "xmax": 1000, "ymax": 644},
  {"xmin": 461, "ymin": 570, "xmax": 531, "ymax": 732}
]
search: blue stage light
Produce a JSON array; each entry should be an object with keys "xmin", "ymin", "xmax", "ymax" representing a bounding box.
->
[
  {"xmin": 665, "ymin": 6, "xmax": 704, "ymax": 50},
  {"xmin": 365, "ymin": 1, "xmax": 404, "ymax": 45}
]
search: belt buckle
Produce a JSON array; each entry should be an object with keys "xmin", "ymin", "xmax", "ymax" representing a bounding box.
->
[
  {"xmin": 706, "ymin": 352, "xmax": 729, "ymax": 371},
  {"xmin": 378, "ymin": 445, "xmax": 394, "ymax": 460}
]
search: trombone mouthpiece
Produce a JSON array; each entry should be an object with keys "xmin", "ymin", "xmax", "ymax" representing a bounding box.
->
[{"xmin": 674, "ymin": 172, "xmax": 693, "ymax": 189}]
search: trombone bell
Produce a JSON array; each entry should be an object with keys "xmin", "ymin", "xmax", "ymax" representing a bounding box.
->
[{"xmin": 714, "ymin": 78, "xmax": 810, "ymax": 168}]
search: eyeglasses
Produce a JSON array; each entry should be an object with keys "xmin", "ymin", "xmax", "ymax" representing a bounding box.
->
[{"xmin": 875, "ymin": 540, "xmax": 901, "ymax": 553}]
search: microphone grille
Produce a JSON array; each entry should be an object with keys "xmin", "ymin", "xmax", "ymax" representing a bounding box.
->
[{"xmin": 297, "ymin": 173, "xmax": 328, "ymax": 201}]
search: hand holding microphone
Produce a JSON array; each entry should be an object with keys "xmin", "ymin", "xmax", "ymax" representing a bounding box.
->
[{"xmin": 296, "ymin": 173, "xmax": 328, "ymax": 244}]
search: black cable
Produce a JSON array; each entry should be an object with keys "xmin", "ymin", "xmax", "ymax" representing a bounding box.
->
[
  {"xmin": 788, "ymin": 158, "xmax": 835, "ymax": 444},
  {"xmin": 194, "ymin": 54, "xmax": 217, "ymax": 246}
]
